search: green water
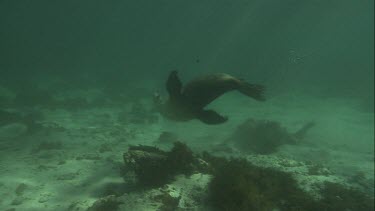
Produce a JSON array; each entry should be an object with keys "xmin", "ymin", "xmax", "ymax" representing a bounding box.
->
[{"xmin": 0, "ymin": 1, "xmax": 373, "ymax": 210}]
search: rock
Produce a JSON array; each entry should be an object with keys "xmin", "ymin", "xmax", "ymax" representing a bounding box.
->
[
  {"xmin": 15, "ymin": 183, "xmax": 27, "ymax": 196},
  {"xmin": 153, "ymin": 193, "xmax": 181, "ymax": 211},
  {"xmin": 87, "ymin": 195, "xmax": 123, "ymax": 211},
  {"xmin": 227, "ymin": 119, "xmax": 298, "ymax": 154},
  {"xmin": 67, "ymin": 200, "xmax": 91, "ymax": 211},
  {"xmin": 38, "ymin": 193, "xmax": 52, "ymax": 203},
  {"xmin": 308, "ymin": 164, "xmax": 332, "ymax": 176},
  {"xmin": 11, "ymin": 197, "xmax": 24, "ymax": 205},
  {"xmin": 123, "ymin": 142, "xmax": 208, "ymax": 187}
]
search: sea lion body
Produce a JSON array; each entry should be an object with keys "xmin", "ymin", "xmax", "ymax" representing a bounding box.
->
[
  {"xmin": 183, "ymin": 73, "xmax": 241, "ymax": 109},
  {"xmin": 155, "ymin": 71, "xmax": 265, "ymax": 124}
]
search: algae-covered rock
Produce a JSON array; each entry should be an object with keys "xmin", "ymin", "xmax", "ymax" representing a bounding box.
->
[
  {"xmin": 123, "ymin": 142, "xmax": 205, "ymax": 187},
  {"xmin": 228, "ymin": 118, "xmax": 314, "ymax": 154},
  {"xmin": 87, "ymin": 195, "xmax": 123, "ymax": 211},
  {"xmin": 205, "ymin": 153, "xmax": 374, "ymax": 211},
  {"xmin": 206, "ymin": 157, "xmax": 315, "ymax": 211},
  {"xmin": 317, "ymin": 182, "xmax": 374, "ymax": 211}
]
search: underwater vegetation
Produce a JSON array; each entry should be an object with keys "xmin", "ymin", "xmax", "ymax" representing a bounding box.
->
[
  {"xmin": 165, "ymin": 141, "xmax": 195, "ymax": 175},
  {"xmin": 228, "ymin": 118, "xmax": 314, "ymax": 154},
  {"xmin": 87, "ymin": 195, "xmax": 123, "ymax": 211},
  {"xmin": 123, "ymin": 144, "xmax": 168, "ymax": 187},
  {"xmin": 205, "ymin": 155, "xmax": 315, "ymax": 211},
  {"xmin": 123, "ymin": 142, "xmax": 198, "ymax": 187},
  {"xmin": 204, "ymin": 153, "xmax": 374, "ymax": 211},
  {"xmin": 153, "ymin": 192, "xmax": 181, "ymax": 211},
  {"xmin": 122, "ymin": 142, "xmax": 373, "ymax": 210},
  {"xmin": 318, "ymin": 182, "xmax": 374, "ymax": 211}
]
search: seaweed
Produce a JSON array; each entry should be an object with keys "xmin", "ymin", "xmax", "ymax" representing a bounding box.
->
[
  {"xmin": 153, "ymin": 192, "xmax": 181, "ymax": 211},
  {"xmin": 229, "ymin": 118, "xmax": 299, "ymax": 154},
  {"xmin": 317, "ymin": 182, "xmax": 374, "ymax": 211},
  {"xmin": 166, "ymin": 141, "xmax": 195, "ymax": 175},
  {"xmin": 128, "ymin": 144, "xmax": 167, "ymax": 154},
  {"xmin": 123, "ymin": 142, "xmax": 196, "ymax": 187},
  {"xmin": 205, "ymin": 154, "xmax": 374, "ymax": 211},
  {"xmin": 123, "ymin": 144, "xmax": 373, "ymax": 210},
  {"xmin": 206, "ymin": 156, "xmax": 315, "ymax": 211},
  {"xmin": 87, "ymin": 195, "xmax": 123, "ymax": 211}
]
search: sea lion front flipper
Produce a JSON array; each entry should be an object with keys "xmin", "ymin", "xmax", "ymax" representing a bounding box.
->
[
  {"xmin": 166, "ymin": 70, "xmax": 182, "ymax": 99},
  {"xmin": 197, "ymin": 109, "xmax": 228, "ymax": 124},
  {"xmin": 238, "ymin": 82, "xmax": 266, "ymax": 101}
]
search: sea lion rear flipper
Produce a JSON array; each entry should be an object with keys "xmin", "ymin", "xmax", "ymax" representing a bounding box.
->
[
  {"xmin": 197, "ymin": 110, "xmax": 228, "ymax": 124},
  {"xmin": 166, "ymin": 70, "xmax": 182, "ymax": 99}
]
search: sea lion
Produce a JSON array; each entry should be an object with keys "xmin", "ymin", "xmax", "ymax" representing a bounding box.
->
[{"xmin": 154, "ymin": 71, "xmax": 265, "ymax": 124}]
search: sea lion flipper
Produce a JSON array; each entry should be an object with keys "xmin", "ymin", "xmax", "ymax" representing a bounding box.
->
[
  {"xmin": 166, "ymin": 70, "xmax": 182, "ymax": 99},
  {"xmin": 197, "ymin": 109, "xmax": 228, "ymax": 124},
  {"xmin": 238, "ymin": 82, "xmax": 266, "ymax": 101}
]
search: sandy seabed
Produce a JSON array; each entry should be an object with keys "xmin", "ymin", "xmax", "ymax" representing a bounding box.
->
[{"xmin": 0, "ymin": 89, "xmax": 373, "ymax": 211}]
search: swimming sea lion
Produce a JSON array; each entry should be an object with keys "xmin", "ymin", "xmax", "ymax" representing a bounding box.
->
[{"xmin": 154, "ymin": 71, "xmax": 265, "ymax": 124}]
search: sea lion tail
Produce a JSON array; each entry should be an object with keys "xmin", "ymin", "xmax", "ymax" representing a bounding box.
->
[{"xmin": 238, "ymin": 81, "xmax": 266, "ymax": 101}]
